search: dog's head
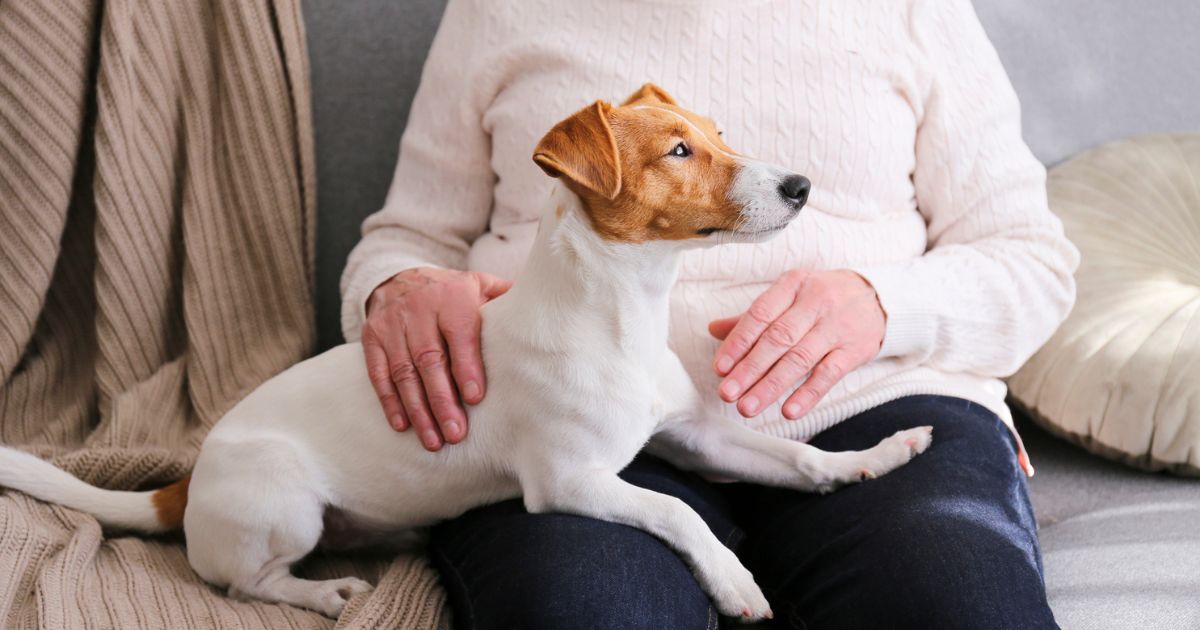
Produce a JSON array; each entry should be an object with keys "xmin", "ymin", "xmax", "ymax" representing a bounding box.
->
[{"xmin": 533, "ymin": 83, "xmax": 809, "ymax": 245}]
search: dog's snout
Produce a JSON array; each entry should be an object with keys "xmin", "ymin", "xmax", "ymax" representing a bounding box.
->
[{"xmin": 778, "ymin": 175, "xmax": 810, "ymax": 207}]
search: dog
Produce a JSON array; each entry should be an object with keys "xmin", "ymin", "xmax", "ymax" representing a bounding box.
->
[{"xmin": 0, "ymin": 83, "xmax": 932, "ymax": 621}]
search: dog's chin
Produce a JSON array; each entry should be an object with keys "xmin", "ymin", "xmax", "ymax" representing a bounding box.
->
[
  {"xmin": 706, "ymin": 212, "xmax": 799, "ymax": 244},
  {"xmin": 688, "ymin": 204, "xmax": 801, "ymax": 247},
  {"xmin": 728, "ymin": 223, "xmax": 791, "ymax": 243},
  {"xmin": 685, "ymin": 224, "xmax": 789, "ymax": 248}
]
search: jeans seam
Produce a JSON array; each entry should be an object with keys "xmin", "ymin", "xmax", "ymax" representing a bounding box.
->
[{"xmin": 430, "ymin": 543, "xmax": 476, "ymax": 630}]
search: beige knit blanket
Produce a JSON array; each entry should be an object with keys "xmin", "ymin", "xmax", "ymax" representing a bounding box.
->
[{"xmin": 0, "ymin": 2, "xmax": 447, "ymax": 628}]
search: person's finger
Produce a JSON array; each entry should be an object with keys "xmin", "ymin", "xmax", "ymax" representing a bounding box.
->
[
  {"xmin": 407, "ymin": 319, "xmax": 468, "ymax": 446},
  {"xmin": 386, "ymin": 329, "xmax": 443, "ymax": 451},
  {"xmin": 439, "ymin": 302, "xmax": 485, "ymax": 410},
  {"xmin": 363, "ymin": 334, "xmax": 408, "ymax": 431},
  {"xmin": 713, "ymin": 272, "xmax": 804, "ymax": 378},
  {"xmin": 781, "ymin": 349, "xmax": 853, "ymax": 420},
  {"xmin": 707, "ymin": 315, "xmax": 740, "ymax": 342},
  {"xmin": 719, "ymin": 304, "xmax": 820, "ymax": 405},
  {"xmin": 475, "ymin": 272, "xmax": 513, "ymax": 300},
  {"xmin": 735, "ymin": 325, "xmax": 837, "ymax": 417}
]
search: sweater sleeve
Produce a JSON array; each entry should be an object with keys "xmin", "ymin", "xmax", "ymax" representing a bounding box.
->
[
  {"xmin": 339, "ymin": 0, "xmax": 494, "ymax": 343},
  {"xmin": 851, "ymin": 0, "xmax": 1079, "ymax": 376}
]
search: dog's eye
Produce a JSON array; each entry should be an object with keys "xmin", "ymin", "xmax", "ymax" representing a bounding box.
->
[{"xmin": 670, "ymin": 142, "xmax": 691, "ymax": 158}]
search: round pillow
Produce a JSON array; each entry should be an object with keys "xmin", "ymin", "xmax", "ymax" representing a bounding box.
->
[{"xmin": 1008, "ymin": 134, "xmax": 1200, "ymax": 475}]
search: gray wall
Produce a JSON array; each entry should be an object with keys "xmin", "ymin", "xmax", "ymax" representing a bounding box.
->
[
  {"xmin": 305, "ymin": 0, "xmax": 446, "ymax": 350},
  {"xmin": 974, "ymin": 0, "xmax": 1200, "ymax": 166},
  {"xmin": 305, "ymin": 0, "xmax": 1200, "ymax": 350}
]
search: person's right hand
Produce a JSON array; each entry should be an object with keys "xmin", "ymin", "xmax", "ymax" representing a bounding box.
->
[{"xmin": 362, "ymin": 267, "xmax": 512, "ymax": 451}]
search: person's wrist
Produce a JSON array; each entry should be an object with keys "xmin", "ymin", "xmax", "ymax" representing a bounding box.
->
[
  {"xmin": 366, "ymin": 275, "xmax": 400, "ymax": 316},
  {"xmin": 837, "ymin": 269, "xmax": 886, "ymax": 348},
  {"xmin": 367, "ymin": 267, "xmax": 431, "ymax": 316}
]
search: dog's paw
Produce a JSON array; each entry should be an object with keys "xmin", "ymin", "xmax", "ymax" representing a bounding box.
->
[
  {"xmin": 897, "ymin": 425, "xmax": 933, "ymax": 457},
  {"xmin": 826, "ymin": 426, "xmax": 934, "ymax": 486},
  {"xmin": 314, "ymin": 577, "xmax": 374, "ymax": 618},
  {"xmin": 860, "ymin": 426, "xmax": 934, "ymax": 478},
  {"xmin": 703, "ymin": 552, "xmax": 773, "ymax": 622}
]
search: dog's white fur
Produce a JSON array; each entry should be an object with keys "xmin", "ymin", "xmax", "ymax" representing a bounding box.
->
[{"xmin": 0, "ymin": 151, "xmax": 932, "ymax": 622}]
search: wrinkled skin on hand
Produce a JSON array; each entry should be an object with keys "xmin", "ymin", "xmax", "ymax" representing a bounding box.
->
[
  {"xmin": 709, "ymin": 269, "xmax": 886, "ymax": 420},
  {"xmin": 362, "ymin": 267, "xmax": 512, "ymax": 451}
]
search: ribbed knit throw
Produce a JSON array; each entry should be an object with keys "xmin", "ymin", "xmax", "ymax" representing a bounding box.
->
[{"xmin": 0, "ymin": 2, "xmax": 447, "ymax": 628}]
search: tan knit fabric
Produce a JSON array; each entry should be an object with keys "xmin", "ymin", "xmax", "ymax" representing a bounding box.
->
[{"xmin": 0, "ymin": 1, "xmax": 447, "ymax": 628}]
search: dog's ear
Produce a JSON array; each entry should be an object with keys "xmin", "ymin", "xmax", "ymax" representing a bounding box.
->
[
  {"xmin": 621, "ymin": 83, "xmax": 678, "ymax": 107},
  {"xmin": 533, "ymin": 100, "xmax": 622, "ymax": 201}
]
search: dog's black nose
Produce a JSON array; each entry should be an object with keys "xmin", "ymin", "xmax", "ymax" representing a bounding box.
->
[{"xmin": 778, "ymin": 175, "xmax": 810, "ymax": 207}]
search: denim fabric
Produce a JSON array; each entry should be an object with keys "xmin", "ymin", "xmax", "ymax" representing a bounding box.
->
[
  {"xmin": 429, "ymin": 456, "xmax": 739, "ymax": 630},
  {"xmin": 429, "ymin": 396, "xmax": 1057, "ymax": 629}
]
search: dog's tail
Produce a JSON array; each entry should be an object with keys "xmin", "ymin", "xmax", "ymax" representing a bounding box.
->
[{"xmin": 0, "ymin": 446, "xmax": 189, "ymax": 533}]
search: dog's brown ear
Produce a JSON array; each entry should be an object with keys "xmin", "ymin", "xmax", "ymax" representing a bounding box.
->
[
  {"xmin": 533, "ymin": 101, "xmax": 622, "ymax": 201},
  {"xmin": 621, "ymin": 83, "xmax": 678, "ymax": 107}
]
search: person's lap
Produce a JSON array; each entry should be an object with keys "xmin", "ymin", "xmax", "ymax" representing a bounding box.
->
[
  {"xmin": 429, "ymin": 395, "xmax": 1057, "ymax": 630},
  {"xmin": 726, "ymin": 395, "xmax": 1054, "ymax": 629},
  {"xmin": 429, "ymin": 455, "xmax": 737, "ymax": 629}
]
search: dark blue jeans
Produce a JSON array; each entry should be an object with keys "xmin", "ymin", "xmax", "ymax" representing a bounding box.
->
[{"xmin": 429, "ymin": 395, "xmax": 1058, "ymax": 629}]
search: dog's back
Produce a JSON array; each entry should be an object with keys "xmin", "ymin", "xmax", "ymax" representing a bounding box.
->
[{"xmin": 193, "ymin": 342, "xmax": 524, "ymax": 528}]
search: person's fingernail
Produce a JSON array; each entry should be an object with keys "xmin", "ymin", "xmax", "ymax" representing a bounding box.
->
[
  {"xmin": 720, "ymin": 380, "xmax": 741, "ymax": 399},
  {"xmin": 784, "ymin": 404, "xmax": 801, "ymax": 418},
  {"xmin": 742, "ymin": 396, "xmax": 759, "ymax": 414},
  {"xmin": 423, "ymin": 430, "xmax": 440, "ymax": 447},
  {"xmin": 716, "ymin": 356, "xmax": 733, "ymax": 374},
  {"xmin": 391, "ymin": 415, "xmax": 406, "ymax": 430},
  {"xmin": 462, "ymin": 380, "xmax": 481, "ymax": 401},
  {"xmin": 445, "ymin": 421, "xmax": 461, "ymax": 438}
]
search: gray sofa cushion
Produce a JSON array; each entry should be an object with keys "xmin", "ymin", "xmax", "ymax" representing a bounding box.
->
[
  {"xmin": 1021, "ymin": 415, "xmax": 1200, "ymax": 628},
  {"xmin": 1041, "ymin": 505, "xmax": 1200, "ymax": 629}
]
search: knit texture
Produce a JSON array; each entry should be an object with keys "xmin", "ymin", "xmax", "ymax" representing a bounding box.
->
[
  {"xmin": 342, "ymin": 0, "xmax": 1079, "ymax": 442},
  {"xmin": 0, "ymin": 1, "xmax": 447, "ymax": 628}
]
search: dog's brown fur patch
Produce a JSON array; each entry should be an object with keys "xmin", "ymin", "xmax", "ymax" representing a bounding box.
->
[
  {"xmin": 533, "ymin": 83, "xmax": 746, "ymax": 243},
  {"xmin": 151, "ymin": 474, "xmax": 191, "ymax": 530},
  {"xmin": 533, "ymin": 101, "xmax": 622, "ymax": 201}
]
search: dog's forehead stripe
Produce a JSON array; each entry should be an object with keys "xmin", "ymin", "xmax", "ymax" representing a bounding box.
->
[{"xmin": 629, "ymin": 105, "xmax": 738, "ymax": 160}]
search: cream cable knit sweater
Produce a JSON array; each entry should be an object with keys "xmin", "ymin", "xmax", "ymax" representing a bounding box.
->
[{"xmin": 340, "ymin": 0, "xmax": 1079, "ymax": 460}]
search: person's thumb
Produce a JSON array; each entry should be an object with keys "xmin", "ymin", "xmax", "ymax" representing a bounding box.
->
[
  {"xmin": 707, "ymin": 314, "xmax": 741, "ymax": 341},
  {"xmin": 475, "ymin": 272, "xmax": 514, "ymax": 300}
]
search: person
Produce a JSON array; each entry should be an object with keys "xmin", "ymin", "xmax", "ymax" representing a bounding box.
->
[{"xmin": 340, "ymin": 0, "xmax": 1078, "ymax": 627}]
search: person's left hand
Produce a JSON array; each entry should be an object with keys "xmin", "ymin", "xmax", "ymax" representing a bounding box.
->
[{"xmin": 709, "ymin": 269, "xmax": 886, "ymax": 420}]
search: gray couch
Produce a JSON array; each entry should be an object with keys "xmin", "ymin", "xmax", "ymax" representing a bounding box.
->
[{"xmin": 303, "ymin": 2, "xmax": 1200, "ymax": 628}]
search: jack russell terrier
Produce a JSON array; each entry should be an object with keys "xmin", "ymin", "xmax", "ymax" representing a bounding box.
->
[{"xmin": 0, "ymin": 83, "xmax": 932, "ymax": 622}]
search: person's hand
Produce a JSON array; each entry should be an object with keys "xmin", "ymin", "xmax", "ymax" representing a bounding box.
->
[
  {"xmin": 362, "ymin": 267, "xmax": 512, "ymax": 451},
  {"xmin": 709, "ymin": 269, "xmax": 886, "ymax": 420}
]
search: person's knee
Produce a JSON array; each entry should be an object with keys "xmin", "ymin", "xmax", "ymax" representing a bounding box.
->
[
  {"xmin": 851, "ymin": 509, "xmax": 1053, "ymax": 629},
  {"xmin": 497, "ymin": 576, "xmax": 715, "ymax": 630},
  {"xmin": 763, "ymin": 502, "xmax": 1053, "ymax": 630},
  {"xmin": 483, "ymin": 550, "xmax": 714, "ymax": 629},
  {"xmin": 433, "ymin": 511, "xmax": 716, "ymax": 630}
]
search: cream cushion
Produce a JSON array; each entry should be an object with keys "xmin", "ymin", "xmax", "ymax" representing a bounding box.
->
[{"xmin": 1009, "ymin": 134, "xmax": 1200, "ymax": 475}]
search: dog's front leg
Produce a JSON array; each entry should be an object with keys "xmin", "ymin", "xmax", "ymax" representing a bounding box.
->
[
  {"xmin": 648, "ymin": 350, "xmax": 932, "ymax": 493},
  {"xmin": 520, "ymin": 468, "xmax": 772, "ymax": 621}
]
